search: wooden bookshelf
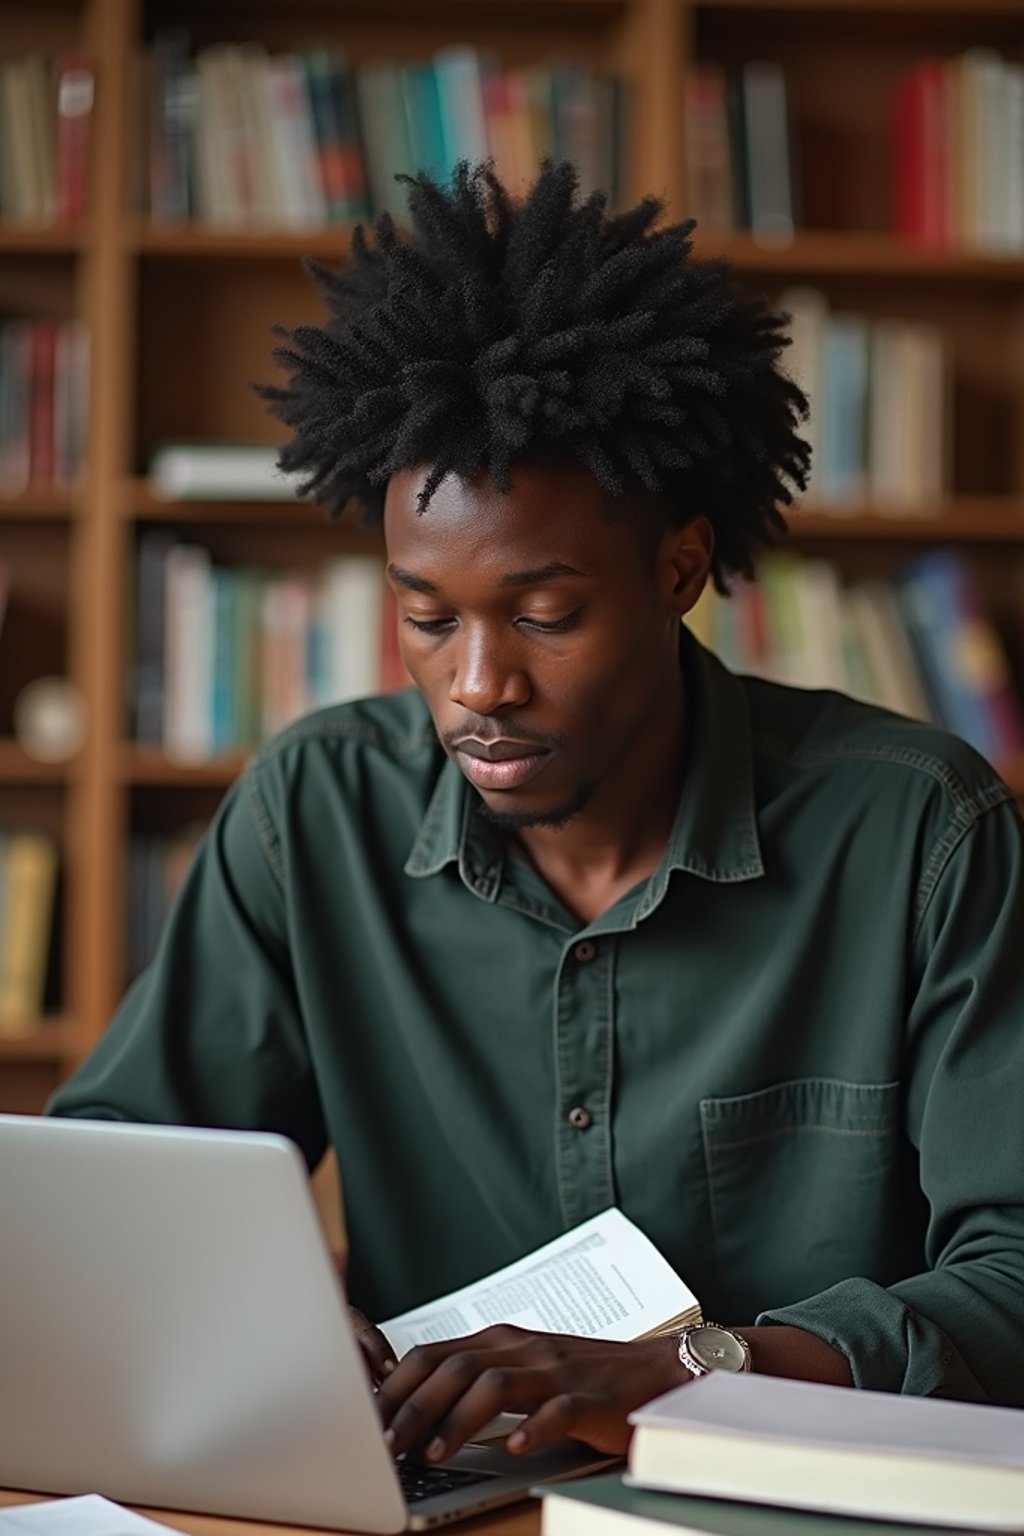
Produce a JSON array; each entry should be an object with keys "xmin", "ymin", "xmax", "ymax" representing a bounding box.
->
[{"xmin": 3, "ymin": 0, "xmax": 1024, "ymax": 1111}]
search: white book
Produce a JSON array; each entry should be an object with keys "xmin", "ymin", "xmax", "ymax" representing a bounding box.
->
[
  {"xmin": 627, "ymin": 1371, "xmax": 1024, "ymax": 1532},
  {"xmin": 149, "ymin": 442, "xmax": 304, "ymax": 500},
  {"xmin": 321, "ymin": 554, "xmax": 384, "ymax": 704},
  {"xmin": 163, "ymin": 543, "xmax": 214, "ymax": 761},
  {"xmin": 264, "ymin": 55, "xmax": 327, "ymax": 228}
]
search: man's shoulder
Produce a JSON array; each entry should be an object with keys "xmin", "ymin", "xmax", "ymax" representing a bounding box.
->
[{"xmin": 742, "ymin": 674, "xmax": 1014, "ymax": 822}]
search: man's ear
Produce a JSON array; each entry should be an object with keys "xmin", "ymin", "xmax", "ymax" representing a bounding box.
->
[{"xmin": 660, "ymin": 516, "xmax": 714, "ymax": 618}]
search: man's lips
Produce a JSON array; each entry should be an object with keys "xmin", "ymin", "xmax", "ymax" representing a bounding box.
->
[
  {"xmin": 453, "ymin": 738, "xmax": 546, "ymax": 762},
  {"xmin": 452, "ymin": 738, "xmax": 553, "ymax": 791}
]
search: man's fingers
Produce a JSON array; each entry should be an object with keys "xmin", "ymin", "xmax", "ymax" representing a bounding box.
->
[
  {"xmin": 506, "ymin": 1391, "xmax": 591, "ymax": 1455},
  {"xmin": 349, "ymin": 1308, "xmax": 398, "ymax": 1384},
  {"xmin": 406, "ymin": 1366, "xmax": 548, "ymax": 1463}
]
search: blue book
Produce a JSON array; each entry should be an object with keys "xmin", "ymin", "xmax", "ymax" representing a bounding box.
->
[
  {"xmin": 819, "ymin": 314, "xmax": 869, "ymax": 506},
  {"xmin": 897, "ymin": 551, "xmax": 995, "ymax": 757},
  {"xmin": 210, "ymin": 567, "xmax": 238, "ymax": 751},
  {"xmin": 400, "ymin": 64, "xmax": 448, "ymax": 184}
]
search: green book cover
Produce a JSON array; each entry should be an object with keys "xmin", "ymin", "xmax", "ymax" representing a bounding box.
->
[{"xmin": 537, "ymin": 1474, "xmax": 977, "ymax": 1536}]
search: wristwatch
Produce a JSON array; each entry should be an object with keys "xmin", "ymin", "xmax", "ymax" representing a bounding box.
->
[{"xmin": 677, "ymin": 1321, "xmax": 752, "ymax": 1378}]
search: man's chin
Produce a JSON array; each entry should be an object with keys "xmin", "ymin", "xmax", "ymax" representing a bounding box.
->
[{"xmin": 474, "ymin": 780, "xmax": 596, "ymax": 833}]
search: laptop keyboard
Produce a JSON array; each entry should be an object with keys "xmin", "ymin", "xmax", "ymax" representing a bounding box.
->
[{"xmin": 397, "ymin": 1459, "xmax": 496, "ymax": 1504}]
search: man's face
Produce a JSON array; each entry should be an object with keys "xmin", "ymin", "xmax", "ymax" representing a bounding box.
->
[{"xmin": 383, "ymin": 462, "xmax": 704, "ymax": 832}]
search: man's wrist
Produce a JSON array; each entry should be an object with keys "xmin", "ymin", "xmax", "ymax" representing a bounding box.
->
[{"xmin": 735, "ymin": 1323, "xmax": 853, "ymax": 1386}]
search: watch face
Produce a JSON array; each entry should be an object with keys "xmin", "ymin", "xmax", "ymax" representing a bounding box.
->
[{"xmin": 689, "ymin": 1325, "xmax": 747, "ymax": 1372}]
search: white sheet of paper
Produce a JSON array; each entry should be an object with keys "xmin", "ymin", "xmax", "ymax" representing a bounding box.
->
[
  {"xmin": 0, "ymin": 1496, "xmax": 175, "ymax": 1536},
  {"xmin": 379, "ymin": 1207, "xmax": 697, "ymax": 1357}
]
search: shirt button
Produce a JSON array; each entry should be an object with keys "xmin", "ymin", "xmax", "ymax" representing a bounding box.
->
[
  {"xmin": 573, "ymin": 940, "xmax": 597, "ymax": 963},
  {"xmin": 568, "ymin": 1106, "xmax": 592, "ymax": 1131}
]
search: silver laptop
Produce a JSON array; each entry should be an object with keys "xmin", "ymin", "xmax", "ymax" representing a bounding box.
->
[{"xmin": 0, "ymin": 1114, "xmax": 609, "ymax": 1532}]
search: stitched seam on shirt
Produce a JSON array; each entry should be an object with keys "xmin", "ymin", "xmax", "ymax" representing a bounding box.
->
[
  {"xmin": 245, "ymin": 766, "xmax": 285, "ymax": 889},
  {"xmin": 708, "ymin": 1125, "xmax": 895, "ymax": 1151},
  {"xmin": 754, "ymin": 731, "xmax": 1012, "ymax": 816},
  {"xmin": 911, "ymin": 802, "xmax": 1004, "ymax": 938}
]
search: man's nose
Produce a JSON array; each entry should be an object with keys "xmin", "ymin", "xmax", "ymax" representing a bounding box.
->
[{"xmin": 449, "ymin": 630, "xmax": 530, "ymax": 714}]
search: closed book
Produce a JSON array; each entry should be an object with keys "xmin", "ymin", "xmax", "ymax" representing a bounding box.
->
[
  {"xmin": 303, "ymin": 46, "xmax": 358, "ymax": 221},
  {"xmin": 401, "ymin": 63, "xmax": 448, "ymax": 186},
  {"xmin": 741, "ymin": 61, "xmax": 794, "ymax": 243},
  {"xmin": 685, "ymin": 64, "xmax": 734, "ymax": 235},
  {"xmin": 163, "ymin": 542, "xmax": 214, "ymax": 760},
  {"xmin": 433, "ymin": 48, "xmax": 490, "ymax": 174},
  {"xmin": 892, "ymin": 60, "xmax": 949, "ymax": 248},
  {"xmin": 899, "ymin": 551, "xmax": 1024, "ymax": 760},
  {"xmin": 0, "ymin": 320, "xmax": 32, "ymax": 492},
  {"xmin": 627, "ymin": 1372, "xmax": 1024, "ymax": 1531},
  {"xmin": 0, "ymin": 833, "xmax": 59, "ymax": 1036},
  {"xmin": 54, "ymin": 52, "xmax": 94, "ymax": 223},
  {"xmin": 132, "ymin": 530, "xmax": 176, "ymax": 744},
  {"xmin": 28, "ymin": 320, "xmax": 58, "ymax": 486},
  {"xmin": 818, "ymin": 314, "xmax": 869, "ymax": 508},
  {"xmin": 540, "ymin": 1474, "xmax": 992, "ymax": 1536},
  {"xmin": 149, "ymin": 30, "xmax": 195, "ymax": 222},
  {"xmin": 263, "ymin": 54, "xmax": 326, "ymax": 228},
  {"xmin": 149, "ymin": 441, "xmax": 303, "ymax": 500},
  {"xmin": 356, "ymin": 63, "xmax": 415, "ymax": 223}
]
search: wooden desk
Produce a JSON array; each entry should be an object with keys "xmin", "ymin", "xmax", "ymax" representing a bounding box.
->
[{"xmin": 0, "ymin": 1488, "xmax": 540, "ymax": 1536}]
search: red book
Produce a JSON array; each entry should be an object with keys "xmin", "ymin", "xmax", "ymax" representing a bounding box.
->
[
  {"xmin": 28, "ymin": 322, "xmax": 58, "ymax": 486},
  {"xmin": 893, "ymin": 60, "xmax": 948, "ymax": 248},
  {"xmin": 55, "ymin": 53, "xmax": 94, "ymax": 223}
]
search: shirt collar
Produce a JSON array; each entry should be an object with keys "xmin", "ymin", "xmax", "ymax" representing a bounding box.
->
[{"xmin": 404, "ymin": 628, "xmax": 764, "ymax": 897}]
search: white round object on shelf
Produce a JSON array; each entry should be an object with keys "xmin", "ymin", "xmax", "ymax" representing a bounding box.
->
[{"xmin": 13, "ymin": 676, "xmax": 88, "ymax": 764}]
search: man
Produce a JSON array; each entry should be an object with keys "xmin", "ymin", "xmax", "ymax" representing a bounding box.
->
[{"xmin": 52, "ymin": 164, "xmax": 1024, "ymax": 1456}]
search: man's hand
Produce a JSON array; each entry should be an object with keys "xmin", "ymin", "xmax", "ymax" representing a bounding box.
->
[
  {"xmin": 350, "ymin": 1305, "xmax": 398, "ymax": 1386},
  {"xmin": 374, "ymin": 1325, "xmax": 685, "ymax": 1461}
]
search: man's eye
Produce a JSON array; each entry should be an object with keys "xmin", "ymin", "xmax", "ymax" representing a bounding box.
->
[
  {"xmin": 519, "ymin": 608, "xmax": 583, "ymax": 634},
  {"xmin": 404, "ymin": 616, "xmax": 454, "ymax": 635}
]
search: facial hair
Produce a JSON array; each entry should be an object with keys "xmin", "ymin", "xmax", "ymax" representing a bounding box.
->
[{"xmin": 473, "ymin": 777, "xmax": 597, "ymax": 832}]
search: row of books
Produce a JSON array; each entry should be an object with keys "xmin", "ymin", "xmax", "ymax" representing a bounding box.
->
[
  {"xmin": 780, "ymin": 288, "xmax": 947, "ymax": 511},
  {"xmin": 0, "ymin": 319, "xmax": 90, "ymax": 493},
  {"xmin": 0, "ymin": 831, "xmax": 60, "ymax": 1037},
  {"xmin": 685, "ymin": 49, "xmax": 1024, "ymax": 256},
  {"xmin": 125, "ymin": 826, "xmax": 202, "ymax": 983},
  {"xmin": 685, "ymin": 61, "xmax": 796, "ymax": 242},
  {"xmin": 690, "ymin": 549, "xmax": 1024, "ymax": 765},
  {"xmin": 0, "ymin": 52, "xmax": 94, "ymax": 225},
  {"xmin": 132, "ymin": 534, "xmax": 407, "ymax": 761},
  {"xmin": 895, "ymin": 50, "xmax": 1024, "ymax": 253},
  {"xmin": 144, "ymin": 34, "xmax": 627, "ymax": 228}
]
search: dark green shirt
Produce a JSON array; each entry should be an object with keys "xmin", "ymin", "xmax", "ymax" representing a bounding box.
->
[{"xmin": 51, "ymin": 635, "xmax": 1024, "ymax": 1404}]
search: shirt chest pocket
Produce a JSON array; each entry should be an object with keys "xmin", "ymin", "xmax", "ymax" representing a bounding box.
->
[{"xmin": 699, "ymin": 1077, "xmax": 902, "ymax": 1322}]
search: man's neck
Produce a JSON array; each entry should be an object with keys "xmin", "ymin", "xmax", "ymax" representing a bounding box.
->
[{"xmin": 511, "ymin": 690, "xmax": 687, "ymax": 928}]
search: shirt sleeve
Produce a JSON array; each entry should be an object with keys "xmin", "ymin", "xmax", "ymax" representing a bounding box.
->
[
  {"xmin": 48, "ymin": 763, "xmax": 328, "ymax": 1171},
  {"xmin": 756, "ymin": 797, "xmax": 1024, "ymax": 1405}
]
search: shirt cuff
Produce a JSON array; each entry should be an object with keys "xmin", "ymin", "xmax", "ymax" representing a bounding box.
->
[{"xmin": 754, "ymin": 1276, "xmax": 986, "ymax": 1398}]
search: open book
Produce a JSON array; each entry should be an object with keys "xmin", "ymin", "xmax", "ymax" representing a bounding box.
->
[{"xmin": 379, "ymin": 1207, "xmax": 700, "ymax": 1437}]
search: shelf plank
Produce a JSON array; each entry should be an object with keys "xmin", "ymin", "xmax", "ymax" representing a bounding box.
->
[
  {"xmin": 121, "ymin": 745, "xmax": 252, "ymax": 787},
  {"xmin": 0, "ymin": 487, "xmax": 80, "ymax": 520},
  {"xmin": 698, "ymin": 0, "xmax": 1024, "ymax": 11},
  {"xmin": 0, "ymin": 741, "xmax": 76, "ymax": 784},
  {"xmin": 789, "ymin": 501, "xmax": 1024, "ymax": 541},
  {"xmin": 128, "ymin": 223, "xmax": 356, "ymax": 260},
  {"xmin": 0, "ymin": 223, "xmax": 89, "ymax": 254},
  {"xmin": 701, "ymin": 231, "xmax": 1024, "ymax": 281},
  {"xmin": 0, "ymin": 1018, "xmax": 76, "ymax": 1062},
  {"xmin": 126, "ymin": 479, "xmax": 331, "ymax": 525}
]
